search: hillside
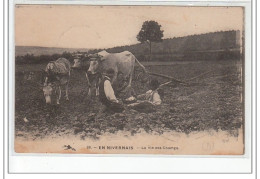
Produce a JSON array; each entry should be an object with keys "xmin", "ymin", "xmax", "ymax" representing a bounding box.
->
[
  {"xmin": 15, "ymin": 46, "xmax": 89, "ymax": 56},
  {"xmin": 104, "ymin": 30, "xmax": 241, "ymax": 60},
  {"xmin": 16, "ymin": 30, "xmax": 241, "ymax": 62}
]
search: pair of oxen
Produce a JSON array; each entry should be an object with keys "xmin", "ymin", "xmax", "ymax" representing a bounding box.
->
[{"xmin": 42, "ymin": 50, "xmax": 147, "ymax": 105}]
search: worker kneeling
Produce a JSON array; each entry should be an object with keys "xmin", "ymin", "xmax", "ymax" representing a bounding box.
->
[
  {"xmin": 126, "ymin": 79, "xmax": 164, "ymax": 113},
  {"xmin": 98, "ymin": 68, "xmax": 125, "ymax": 114}
]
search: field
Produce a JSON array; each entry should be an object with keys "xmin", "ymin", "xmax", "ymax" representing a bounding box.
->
[{"xmin": 15, "ymin": 60, "xmax": 243, "ymax": 143}]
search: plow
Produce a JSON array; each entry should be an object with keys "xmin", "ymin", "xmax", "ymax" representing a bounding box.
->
[{"xmin": 135, "ymin": 68, "xmax": 214, "ymax": 88}]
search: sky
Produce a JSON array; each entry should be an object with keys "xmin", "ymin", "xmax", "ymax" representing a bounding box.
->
[{"xmin": 15, "ymin": 5, "xmax": 243, "ymax": 49}]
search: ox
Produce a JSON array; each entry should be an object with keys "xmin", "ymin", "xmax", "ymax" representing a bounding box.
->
[
  {"xmin": 72, "ymin": 55, "xmax": 101, "ymax": 97},
  {"xmin": 87, "ymin": 50, "xmax": 147, "ymax": 95},
  {"xmin": 42, "ymin": 58, "xmax": 71, "ymax": 104}
]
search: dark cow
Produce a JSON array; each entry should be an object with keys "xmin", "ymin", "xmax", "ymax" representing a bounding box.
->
[
  {"xmin": 42, "ymin": 58, "xmax": 71, "ymax": 104},
  {"xmin": 72, "ymin": 56, "xmax": 101, "ymax": 97}
]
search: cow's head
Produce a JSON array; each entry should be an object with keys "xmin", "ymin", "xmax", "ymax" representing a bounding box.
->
[
  {"xmin": 72, "ymin": 53, "xmax": 91, "ymax": 69},
  {"xmin": 47, "ymin": 62, "xmax": 55, "ymax": 70},
  {"xmin": 72, "ymin": 58, "xmax": 82, "ymax": 68},
  {"xmin": 72, "ymin": 53, "xmax": 87, "ymax": 68},
  {"xmin": 42, "ymin": 83, "xmax": 55, "ymax": 104},
  {"xmin": 87, "ymin": 55, "xmax": 104, "ymax": 75}
]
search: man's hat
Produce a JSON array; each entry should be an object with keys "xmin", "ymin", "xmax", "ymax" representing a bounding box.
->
[{"xmin": 150, "ymin": 79, "xmax": 160, "ymax": 90}]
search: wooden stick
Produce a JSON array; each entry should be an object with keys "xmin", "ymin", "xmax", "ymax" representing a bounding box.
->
[
  {"xmin": 148, "ymin": 71, "xmax": 188, "ymax": 84},
  {"xmin": 185, "ymin": 70, "xmax": 213, "ymax": 82},
  {"xmin": 159, "ymin": 81, "xmax": 173, "ymax": 87},
  {"xmin": 135, "ymin": 68, "xmax": 214, "ymax": 85}
]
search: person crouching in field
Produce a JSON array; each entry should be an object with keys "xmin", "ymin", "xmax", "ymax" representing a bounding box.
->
[
  {"xmin": 95, "ymin": 69, "xmax": 125, "ymax": 120},
  {"xmin": 126, "ymin": 79, "xmax": 164, "ymax": 113}
]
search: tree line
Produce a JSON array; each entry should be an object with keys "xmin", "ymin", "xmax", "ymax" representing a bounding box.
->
[{"xmin": 15, "ymin": 52, "xmax": 75, "ymax": 64}]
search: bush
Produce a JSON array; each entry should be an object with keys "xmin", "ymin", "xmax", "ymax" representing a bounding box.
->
[{"xmin": 15, "ymin": 52, "xmax": 73, "ymax": 64}]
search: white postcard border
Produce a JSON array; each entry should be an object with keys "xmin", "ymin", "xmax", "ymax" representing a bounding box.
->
[{"xmin": 7, "ymin": 0, "xmax": 254, "ymax": 174}]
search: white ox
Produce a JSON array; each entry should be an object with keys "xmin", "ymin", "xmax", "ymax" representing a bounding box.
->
[
  {"xmin": 87, "ymin": 50, "xmax": 147, "ymax": 93},
  {"xmin": 43, "ymin": 58, "xmax": 71, "ymax": 104}
]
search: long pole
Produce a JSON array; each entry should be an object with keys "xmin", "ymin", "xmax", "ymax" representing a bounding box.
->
[{"xmin": 147, "ymin": 71, "xmax": 188, "ymax": 84}]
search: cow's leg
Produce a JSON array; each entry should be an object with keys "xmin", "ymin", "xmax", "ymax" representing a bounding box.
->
[
  {"xmin": 65, "ymin": 83, "xmax": 69, "ymax": 101},
  {"xmin": 88, "ymin": 88, "xmax": 92, "ymax": 97},
  {"xmin": 85, "ymin": 72, "xmax": 90, "ymax": 84},
  {"xmin": 125, "ymin": 65, "xmax": 134, "ymax": 91},
  {"xmin": 94, "ymin": 83, "xmax": 98, "ymax": 96},
  {"xmin": 96, "ymin": 86, "xmax": 99, "ymax": 96},
  {"xmin": 125, "ymin": 82, "xmax": 133, "ymax": 98},
  {"xmin": 95, "ymin": 77, "xmax": 100, "ymax": 96},
  {"xmin": 127, "ymin": 74, "xmax": 133, "ymax": 89},
  {"xmin": 57, "ymin": 86, "xmax": 61, "ymax": 105},
  {"xmin": 65, "ymin": 73, "xmax": 70, "ymax": 101},
  {"xmin": 85, "ymin": 73, "xmax": 92, "ymax": 97},
  {"xmin": 44, "ymin": 77, "xmax": 48, "ymax": 86},
  {"xmin": 124, "ymin": 65, "xmax": 135, "ymax": 98},
  {"xmin": 127, "ymin": 64, "xmax": 135, "ymax": 89}
]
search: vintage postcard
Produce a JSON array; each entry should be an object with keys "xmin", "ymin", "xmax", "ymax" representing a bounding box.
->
[{"xmin": 14, "ymin": 5, "xmax": 244, "ymax": 155}]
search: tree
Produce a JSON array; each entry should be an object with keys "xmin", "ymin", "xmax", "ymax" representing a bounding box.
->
[
  {"xmin": 137, "ymin": 20, "xmax": 164, "ymax": 61},
  {"xmin": 61, "ymin": 51, "xmax": 73, "ymax": 61}
]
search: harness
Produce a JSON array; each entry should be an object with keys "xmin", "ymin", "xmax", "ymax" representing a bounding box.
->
[{"xmin": 45, "ymin": 71, "xmax": 69, "ymax": 87}]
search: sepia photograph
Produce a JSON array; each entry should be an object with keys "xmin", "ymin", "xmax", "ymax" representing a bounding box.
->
[{"xmin": 14, "ymin": 5, "xmax": 244, "ymax": 155}]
